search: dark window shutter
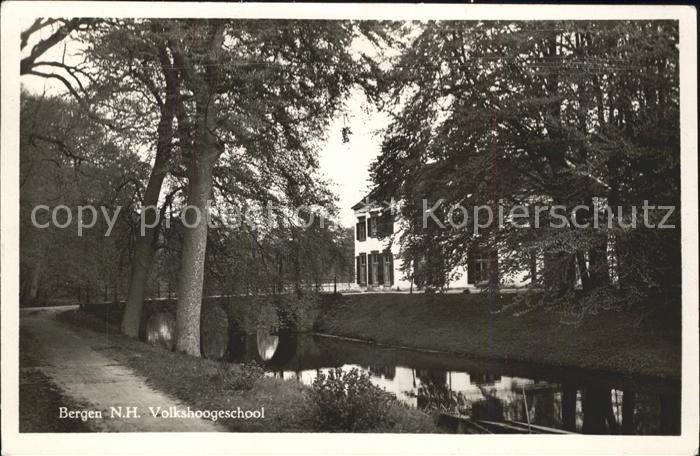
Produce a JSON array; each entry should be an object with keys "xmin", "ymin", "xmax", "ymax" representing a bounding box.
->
[
  {"xmin": 384, "ymin": 251, "xmax": 394, "ymax": 285},
  {"xmin": 380, "ymin": 211, "xmax": 394, "ymax": 237},
  {"xmin": 386, "ymin": 212, "xmax": 394, "ymax": 235},
  {"xmin": 362, "ymin": 254, "xmax": 366, "ymax": 285},
  {"xmin": 390, "ymin": 253, "xmax": 394, "ymax": 285},
  {"xmin": 377, "ymin": 254, "xmax": 384, "ymax": 285},
  {"xmin": 359, "ymin": 253, "xmax": 367, "ymax": 285},
  {"xmin": 356, "ymin": 256, "xmax": 361, "ymax": 284},
  {"xmin": 367, "ymin": 254, "xmax": 373, "ymax": 285},
  {"xmin": 356, "ymin": 218, "xmax": 367, "ymax": 241}
]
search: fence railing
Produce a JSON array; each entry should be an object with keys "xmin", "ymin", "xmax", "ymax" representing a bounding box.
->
[{"xmin": 69, "ymin": 275, "xmax": 359, "ymax": 306}]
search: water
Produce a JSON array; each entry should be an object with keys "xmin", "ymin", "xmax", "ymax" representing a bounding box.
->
[{"xmin": 226, "ymin": 329, "xmax": 680, "ymax": 435}]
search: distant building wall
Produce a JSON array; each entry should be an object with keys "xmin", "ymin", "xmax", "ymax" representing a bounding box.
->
[{"xmin": 352, "ymin": 202, "xmax": 531, "ymax": 292}]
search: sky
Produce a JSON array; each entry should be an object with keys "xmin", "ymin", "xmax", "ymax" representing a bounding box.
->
[
  {"xmin": 20, "ymin": 20, "xmax": 390, "ymax": 229},
  {"xmin": 318, "ymin": 89, "xmax": 390, "ymax": 227}
]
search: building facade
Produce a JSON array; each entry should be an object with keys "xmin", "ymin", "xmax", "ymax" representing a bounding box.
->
[{"xmin": 352, "ymin": 199, "xmax": 530, "ymax": 292}]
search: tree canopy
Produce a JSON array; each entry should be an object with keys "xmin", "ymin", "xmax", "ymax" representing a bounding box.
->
[
  {"xmin": 371, "ymin": 20, "xmax": 680, "ymax": 319},
  {"xmin": 20, "ymin": 18, "xmax": 390, "ymax": 352}
]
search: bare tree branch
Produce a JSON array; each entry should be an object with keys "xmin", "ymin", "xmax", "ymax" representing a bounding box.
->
[{"xmin": 21, "ymin": 19, "xmax": 88, "ymax": 75}]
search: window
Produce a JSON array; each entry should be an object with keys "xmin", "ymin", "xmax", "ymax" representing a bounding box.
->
[
  {"xmin": 356, "ymin": 217, "xmax": 366, "ymax": 241},
  {"xmin": 380, "ymin": 211, "xmax": 394, "ymax": 237},
  {"xmin": 383, "ymin": 251, "xmax": 394, "ymax": 286},
  {"xmin": 357, "ymin": 254, "xmax": 367, "ymax": 285},
  {"xmin": 369, "ymin": 216, "xmax": 378, "ymax": 238},
  {"xmin": 475, "ymin": 257, "xmax": 492, "ymax": 284},
  {"xmin": 468, "ymin": 249, "xmax": 497, "ymax": 285},
  {"xmin": 370, "ymin": 252, "xmax": 380, "ymax": 285}
]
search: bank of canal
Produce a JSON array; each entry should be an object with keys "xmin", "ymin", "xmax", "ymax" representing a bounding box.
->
[
  {"xmin": 314, "ymin": 293, "xmax": 681, "ymax": 380},
  {"xmin": 228, "ymin": 329, "xmax": 680, "ymax": 435},
  {"xmin": 67, "ymin": 292, "xmax": 681, "ymax": 434}
]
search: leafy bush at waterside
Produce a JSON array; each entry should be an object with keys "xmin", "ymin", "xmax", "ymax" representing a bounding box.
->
[
  {"xmin": 272, "ymin": 290, "xmax": 321, "ymax": 332},
  {"xmin": 216, "ymin": 362, "xmax": 265, "ymax": 391},
  {"xmin": 310, "ymin": 367, "xmax": 393, "ymax": 431}
]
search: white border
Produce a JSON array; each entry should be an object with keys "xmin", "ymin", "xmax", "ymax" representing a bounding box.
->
[{"xmin": 1, "ymin": 2, "xmax": 697, "ymax": 455}]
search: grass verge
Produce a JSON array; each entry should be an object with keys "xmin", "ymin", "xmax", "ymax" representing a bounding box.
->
[
  {"xmin": 315, "ymin": 293, "xmax": 681, "ymax": 379},
  {"xmin": 56, "ymin": 309, "xmax": 437, "ymax": 433}
]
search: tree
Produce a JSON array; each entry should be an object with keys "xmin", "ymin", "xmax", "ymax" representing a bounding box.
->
[
  {"xmin": 80, "ymin": 20, "xmax": 185, "ymax": 336},
  {"xmin": 20, "ymin": 18, "xmax": 178, "ymax": 329},
  {"xmin": 371, "ymin": 20, "xmax": 680, "ymax": 318},
  {"xmin": 163, "ymin": 19, "xmax": 389, "ymax": 355},
  {"xmin": 21, "ymin": 18, "xmax": 98, "ymax": 78},
  {"xmin": 19, "ymin": 92, "xmax": 142, "ymax": 306},
  {"xmin": 21, "ymin": 18, "xmax": 395, "ymax": 354}
]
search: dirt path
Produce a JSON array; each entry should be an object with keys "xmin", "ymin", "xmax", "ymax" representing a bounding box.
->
[{"xmin": 20, "ymin": 306, "xmax": 223, "ymax": 432}]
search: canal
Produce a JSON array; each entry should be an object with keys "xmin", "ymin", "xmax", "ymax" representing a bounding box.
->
[{"xmin": 225, "ymin": 328, "xmax": 681, "ymax": 435}]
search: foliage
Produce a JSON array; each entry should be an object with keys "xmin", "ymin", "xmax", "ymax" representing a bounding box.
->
[
  {"xmin": 309, "ymin": 367, "xmax": 393, "ymax": 431},
  {"xmin": 371, "ymin": 20, "xmax": 680, "ymax": 317},
  {"xmin": 19, "ymin": 92, "xmax": 141, "ymax": 305},
  {"xmin": 20, "ymin": 19, "xmax": 387, "ymax": 324},
  {"xmin": 270, "ymin": 291, "xmax": 321, "ymax": 332},
  {"xmin": 204, "ymin": 212, "xmax": 355, "ymax": 297},
  {"xmin": 216, "ymin": 362, "xmax": 265, "ymax": 391},
  {"xmin": 410, "ymin": 381, "xmax": 470, "ymax": 415},
  {"xmin": 58, "ymin": 309, "xmax": 437, "ymax": 432}
]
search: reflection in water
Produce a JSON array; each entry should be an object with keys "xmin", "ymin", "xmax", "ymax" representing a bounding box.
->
[
  {"xmin": 256, "ymin": 329, "xmax": 279, "ymax": 361},
  {"xmin": 145, "ymin": 311, "xmax": 175, "ymax": 351},
  {"xmin": 226, "ymin": 332, "xmax": 680, "ymax": 435}
]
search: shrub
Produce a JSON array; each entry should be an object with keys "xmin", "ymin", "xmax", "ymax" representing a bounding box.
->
[
  {"xmin": 411, "ymin": 382, "xmax": 470, "ymax": 415},
  {"xmin": 310, "ymin": 367, "xmax": 392, "ymax": 431},
  {"xmin": 217, "ymin": 362, "xmax": 264, "ymax": 391},
  {"xmin": 274, "ymin": 291, "xmax": 320, "ymax": 332}
]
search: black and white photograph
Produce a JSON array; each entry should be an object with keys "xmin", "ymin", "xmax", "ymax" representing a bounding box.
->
[{"xmin": 1, "ymin": 2, "xmax": 698, "ymax": 455}]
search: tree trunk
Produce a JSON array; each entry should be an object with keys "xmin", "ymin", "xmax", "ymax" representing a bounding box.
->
[
  {"xmin": 544, "ymin": 251, "xmax": 576, "ymax": 295},
  {"xmin": 588, "ymin": 242, "xmax": 610, "ymax": 286},
  {"xmin": 658, "ymin": 392, "xmax": 681, "ymax": 435},
  {"xmin": 28, "ymin": 256, "xmax": 43, "ymax": 304},
  {"xmin": 621, "ymin": 389, "xmax": 635, "ymax": 435},
  {"xmin": 539, "ymin": 33, "xmax": 579, "ymax": 298},
  {"xmin": 120, "ymin": 43, "xmax": 177, "ymax": 337},
  {"xmin": 121, "ymin": 228, "xmax": 158, "ymax": 336},
  {"xmin": 174, "ymin": 77, "xmax": 220, "ymax": 355},
  {"xmin": 575, "ymin": 251, "xmax": 590, "ymax": 291},
  {"xmin": 582, "ymin": 386, "xmax": 613, "ymax": 434},
  {"xmin": 175, "ymin": 148, "xmax": 215, "ymax": 356},
  {"xmin": 120, "ymin": 126, "xmax": 171, "ymax": 337},
  {"xmin": 561, "ymin": 383, "xmax": 577, "ymax": 431},
  {"xmin": 171, "ymin": 21, "xmax": 225, "ymax": 356}
]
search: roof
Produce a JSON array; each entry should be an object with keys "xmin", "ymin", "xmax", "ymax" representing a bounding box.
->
[{"xmin": 351, "ymin": 187, "xmax": 383, "ymax": 211}]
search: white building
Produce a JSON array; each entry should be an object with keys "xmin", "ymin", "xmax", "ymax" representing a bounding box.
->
[{"xmin": 352, "ymin": 198, "xmax": 530, "ymax": 292}]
